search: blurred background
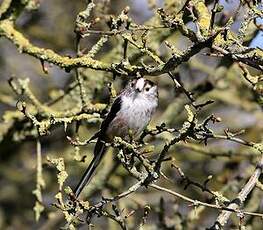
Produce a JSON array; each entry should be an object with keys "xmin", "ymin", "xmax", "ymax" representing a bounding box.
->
[{"xmin": 0, "ymin": 0, "xmax": 262, "ymax": 229}]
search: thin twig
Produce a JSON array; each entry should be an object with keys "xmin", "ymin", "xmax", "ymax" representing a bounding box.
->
[{"xmin": 210, "ymin": 155, "xmax": 263, "ymax": 229}]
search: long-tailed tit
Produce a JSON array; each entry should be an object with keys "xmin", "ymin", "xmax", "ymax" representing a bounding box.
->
[{"xmin": 74, "ymin": 78, "xmax": 158, "ymax": 198}]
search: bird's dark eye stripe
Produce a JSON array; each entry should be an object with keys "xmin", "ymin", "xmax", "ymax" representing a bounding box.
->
[{"xmin": 145, "ymin": 80, "xmax": 155, "ymax": 87}]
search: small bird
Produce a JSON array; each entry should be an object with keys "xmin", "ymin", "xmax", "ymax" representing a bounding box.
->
[{"xmin": 74, "ymin": 78, "xmax": 158, "ymax": 198}]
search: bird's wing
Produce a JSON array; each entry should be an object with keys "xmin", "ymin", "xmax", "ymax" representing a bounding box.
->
[{"xmin": 99, "ymin": 96, "xmax": 122, "ymax": 137}]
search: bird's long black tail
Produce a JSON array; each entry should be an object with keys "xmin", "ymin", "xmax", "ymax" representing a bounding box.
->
[{"xmin": 74, "ymin": 140, "xmax": 106, "ymax": 198}]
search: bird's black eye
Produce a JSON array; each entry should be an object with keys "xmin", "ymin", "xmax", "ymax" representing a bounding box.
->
[{"xmin": 145, "ymin": 87, "xmax": 150, "ymax": 92}]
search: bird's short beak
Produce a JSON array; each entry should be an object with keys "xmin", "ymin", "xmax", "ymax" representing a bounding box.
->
[{"xmin": 135, "ymin": 87, "xmax": 141, "ymax": 92}]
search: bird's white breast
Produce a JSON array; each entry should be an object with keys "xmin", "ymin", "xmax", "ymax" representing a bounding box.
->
[{"xmin": 106, "ymin": 94, "xmax": 157, "ymax": 140}]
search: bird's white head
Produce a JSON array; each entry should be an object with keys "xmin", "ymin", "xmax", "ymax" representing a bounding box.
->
[{"xmin": 127, "ymin": 78, "xmax": 158, "ymax": 100}]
